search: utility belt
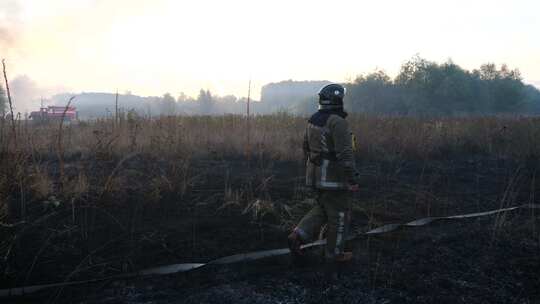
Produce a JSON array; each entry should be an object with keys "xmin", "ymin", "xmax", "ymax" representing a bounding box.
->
[{"xmin": 308, "ymin": 151, "xmax": 337, "ymax": 166}]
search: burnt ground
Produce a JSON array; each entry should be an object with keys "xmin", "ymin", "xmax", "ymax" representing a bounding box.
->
[{"xmin": 1, "ymin": 154, "xmax": 540, "ymax": 303}]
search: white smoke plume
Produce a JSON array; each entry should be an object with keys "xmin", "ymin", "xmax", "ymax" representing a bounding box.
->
[
  {"xmin": 0, "ymin": 0, "xmax": 21, "ymax": 53},
  {"xmin": 8, "ymin": 75, "xmax": 68, "ymax": 114}
]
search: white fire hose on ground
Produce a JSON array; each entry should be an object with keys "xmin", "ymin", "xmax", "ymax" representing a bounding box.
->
[{"xmin": 0, "ymin": 203, "xmax": 538, "ymax": 297}]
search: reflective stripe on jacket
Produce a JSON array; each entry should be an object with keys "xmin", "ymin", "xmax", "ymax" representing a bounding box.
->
[{"xmin": 304, "ymin": 110, "xmax": 359, "ymax": 190}]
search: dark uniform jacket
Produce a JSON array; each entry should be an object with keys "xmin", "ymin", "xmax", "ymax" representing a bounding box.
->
[{"xmin": 304, "ymin": 109, "xmax": 359, "ymax": 190}]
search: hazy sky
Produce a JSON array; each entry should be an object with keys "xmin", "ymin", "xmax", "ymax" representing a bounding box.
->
[{"xmin": 1, "ymin": 0, "xmax": 539, "ymax": 102}]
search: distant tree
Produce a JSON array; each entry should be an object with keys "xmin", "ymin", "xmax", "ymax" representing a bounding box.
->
[
  {"xmin": 346, "ymin": 70, "xmax": 403, "ymax": 114},
  {"xmin": 394, "ymin": 56, "xmax": 437, "ymax": 114},
  {"xmin": 337, "ymin": 56, "xmax": 533, "ymax": 116},
  {"xmin": 394, "ymin": 57, "xmax": 526, "ymax": 114},
  {"xmin": 219, "ymin": 95, "xmax": 238, "ymax": 104},
  {"xmin": 491, "ymin": 75, "xmax": 525, "ymax": 112},
  {"xmin": 523, "ymin": 85, "xmax": 540, "ymax": 113},
  {"xmin": 473, "ymin": 63, "xmax": 525, "ymax": 112},
  {"xmin": 428, "ymin": 61, "xmax": 480, "ymax": 114},
  {"xmin": 478, "ymin": 63, "xmax": 499, "ymax": 81},
  {"xmin": 395, "ymin": 55, "xmax": 432, "ymax": 86},
  {"xmin": 197, "ymin": 89, "xmax": 214, "ymax": 114},
  {"xmin": 177, "ymin": 92, "xmax": 192, "ymax": 103},
  {"xmin": 159, "ymin": 93, "xmax": 177, "ymax": 115}
]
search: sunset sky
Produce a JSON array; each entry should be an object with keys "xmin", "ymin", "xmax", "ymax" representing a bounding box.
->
[{"xmin": 1, "ymin": 0, "xmax": 539, "ymax": 109}]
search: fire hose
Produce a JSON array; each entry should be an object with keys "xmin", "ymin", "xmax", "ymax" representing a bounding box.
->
[{"xmin": 0, "ymin": 203, "xmax": 538, "ymax": 297}]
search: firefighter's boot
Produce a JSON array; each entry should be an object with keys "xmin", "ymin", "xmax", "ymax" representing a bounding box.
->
[{"xmin": 288, "ymin": 229, "xmax": 305, "ymax": 263}]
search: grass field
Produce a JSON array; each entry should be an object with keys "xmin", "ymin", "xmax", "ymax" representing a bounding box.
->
[{"xmin": 0, "ymin": 114, "xmax": 539, "ymax": 303}]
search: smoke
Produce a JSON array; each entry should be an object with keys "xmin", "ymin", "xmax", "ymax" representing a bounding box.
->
[
  {"xmin": 0, "ymin": 27, "xmax": 14, "ymax": 49},
  {"xmin": 0, "ymin": 1, "xmax": 67, "ymax": 113},
  {"xmin": 0, "ymin": 0, "xmax": 21, "ymax": 52},
  {"xmin": 8, "ymin": 75, "xmax": 41, "ymax": 114},
  {"xmin": 8, "ymin": 75, "xmax": 67, "ymax": 114}
]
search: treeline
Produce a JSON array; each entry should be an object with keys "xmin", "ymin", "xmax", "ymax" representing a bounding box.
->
[
  {"xmin": 3, "ymin": 56, "xmax": 540, "ymax": 118},
  {"xmin": 50, "ymin": 89, "xmax": 264, "ymax": 119},
  {"xmin": 343, "ymin": 56, "xmax": 540, "ymax": 116}
]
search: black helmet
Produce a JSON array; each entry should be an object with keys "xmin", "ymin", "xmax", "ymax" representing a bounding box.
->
[{"xmin": 318, "ymin": 83, "xmax": 345, "ymax": 109}]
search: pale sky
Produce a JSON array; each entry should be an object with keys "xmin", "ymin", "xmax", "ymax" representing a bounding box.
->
[{"xmin": 1, "ymin": 0, "xmax": 539, "ymax": 102}]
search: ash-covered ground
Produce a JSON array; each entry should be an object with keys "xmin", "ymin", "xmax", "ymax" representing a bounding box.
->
[{"xmin": 2, "ymin": 156, "xmax": 540, "ymax": 303}]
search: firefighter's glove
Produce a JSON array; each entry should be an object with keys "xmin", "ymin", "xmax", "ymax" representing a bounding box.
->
[{"xmin": 347, "ymin": 170, "xmax": 360, "ymax": 192}]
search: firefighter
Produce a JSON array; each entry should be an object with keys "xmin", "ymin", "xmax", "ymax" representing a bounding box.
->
[{"xmin": 288, "ymin": 83, "xmax": 360, "ymax": 264}]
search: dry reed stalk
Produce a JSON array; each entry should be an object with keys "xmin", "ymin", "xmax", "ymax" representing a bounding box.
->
[
  {"xmin": 0, "ymin": 111, "xmax": 5, "ymax": 153},
  {"xmin": 1, "ymin": 59, "xmax": 16, "ymax": 150},
  {"xmin": 115, "ymin": 90, "xmax": 119, "ymax": 129},
  {"xmin": 246, "ymin": 79, "xmax": 251, "ymax": 164},
  {"xmin": 57, "ymin": 96, "xmax": 76, "ymax": 188},
  {"xmin": 101, "ymin": 152, "xmax": 138, "ymax": 197}
]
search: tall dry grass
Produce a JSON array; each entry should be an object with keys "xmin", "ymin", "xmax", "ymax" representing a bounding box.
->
[
  {"xmin": 1, "ymin": 114, "xmax": 539, "ymax": 219},
  {"xmin": 4, "ymin": 114, "xmax": 540, "ymax": 161},
  {"xmin": 2, "ymin": 112, "xmax": 538, "ymax": 225}
]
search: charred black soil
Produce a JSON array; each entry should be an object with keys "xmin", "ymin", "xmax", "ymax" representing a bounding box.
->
[{"xmin": 1, "ymin": 154, "xmax": 540, "ymax": 303}]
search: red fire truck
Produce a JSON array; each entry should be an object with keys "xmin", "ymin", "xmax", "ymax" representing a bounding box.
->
[{"xmin": 29, "ymin": 106, "xmax": 78, "ymax": 122}]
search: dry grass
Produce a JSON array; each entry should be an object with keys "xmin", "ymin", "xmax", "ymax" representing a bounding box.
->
[
  {"xmin": 1, "ymin": 112, "xmax": 539, "ymax": 291},
  {"xmin": 28, "ymin": 169, "xmax": 53, "ymax": 200},
  {"xmin": 1, "ymin": 113, "xmax": 540, "ymax": 218},
  {"xmin": 4, "ymin": 114, "xmax": 540, "ymax": 163}
]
